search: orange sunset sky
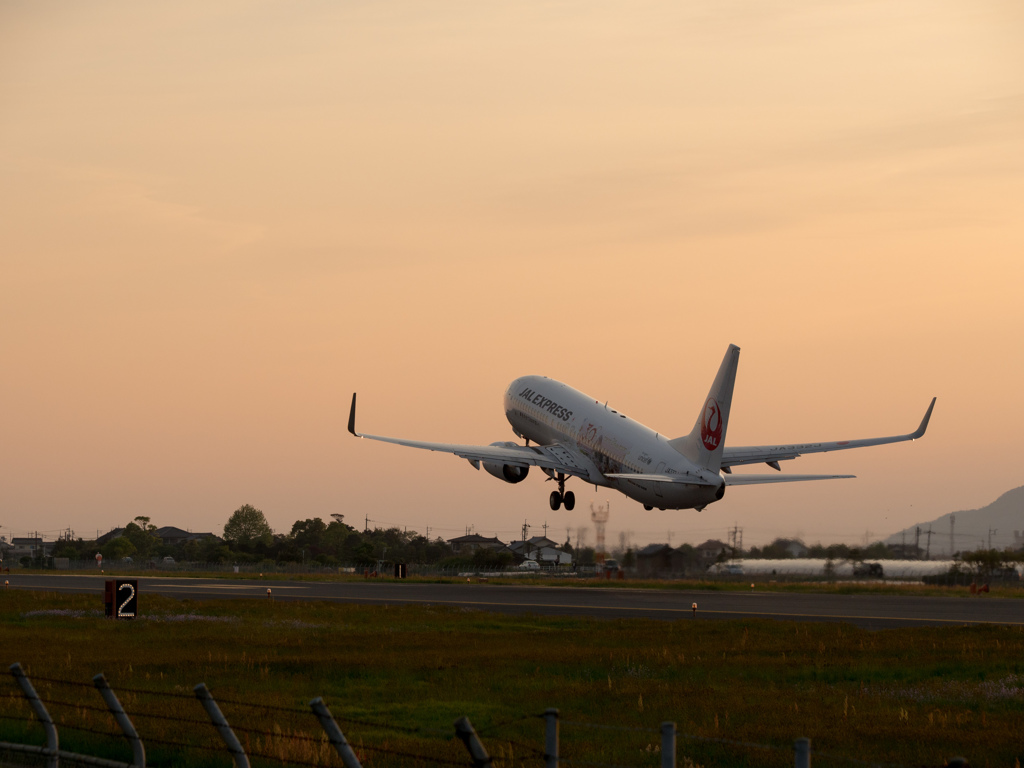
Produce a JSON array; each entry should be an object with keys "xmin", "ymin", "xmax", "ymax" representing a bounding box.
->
[{"xmin": 2, "ymin": 1, "xmax": 1022, "ymax": 548}]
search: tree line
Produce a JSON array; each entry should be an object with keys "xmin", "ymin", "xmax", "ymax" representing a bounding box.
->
[
  {"xmin": 42, "ymin": 508, "xmax": 1023, "ymax": 573},
  {"xmin": 46, "ymin": 505, "xmax": 464, "ymax": 567}
]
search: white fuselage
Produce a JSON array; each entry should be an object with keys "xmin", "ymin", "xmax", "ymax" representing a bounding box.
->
[{"xmin": 503, "ymin": 376, "xmax": 724, "ymax": 510}]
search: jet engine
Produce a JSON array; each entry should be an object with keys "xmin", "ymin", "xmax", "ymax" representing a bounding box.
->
[{"xmin": 482, "ymin": 442, "xmax": 530, "ymax": 484}]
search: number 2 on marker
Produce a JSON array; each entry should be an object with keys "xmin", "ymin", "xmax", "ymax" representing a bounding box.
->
[{"xmin": 118, "ymin": 582, "xmax": 135, "ymax": 617}]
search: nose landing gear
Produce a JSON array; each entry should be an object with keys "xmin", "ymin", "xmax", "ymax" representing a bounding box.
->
[{"xmin": 548, "ymin": 473, "xmax": 576, "ymax": 511}]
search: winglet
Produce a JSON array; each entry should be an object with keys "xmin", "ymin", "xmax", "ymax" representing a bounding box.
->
[
  {"xmin": 912, "ymin": 397, "xmax": 937, "ymax": 439},
  {"xmin": 348, "ymin": 393, "xmax": 359, "ymax": 437}
]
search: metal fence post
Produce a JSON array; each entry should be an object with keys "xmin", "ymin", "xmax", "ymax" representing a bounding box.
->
[
  {"xmin": 308, "ymin": 697, "xmax": 362, "ymax": 768},
  {"xmin": 661, "ymin": 721, "xmax": 676, "ymax": 768},
  {"xmin": 193, "ymin": 684, "xmax": 250, "ymax": 768},
  {"xmin": 794, "ymin": 737, "xmax": 811, "ymax": 768},
  {"xmin": 454, "ymin": 716, "xmax": 492, "ymax": 768},
  {"xmin": 92, "ymin": 674, "xmax": 145, "ymax": 768},
  {"xmin": 543, "ymin": 708, "xmax": 559, "ymax": 768},
  {"xmin": 9, "ymin": 663, "xmax": 58, "ymax": 768}
]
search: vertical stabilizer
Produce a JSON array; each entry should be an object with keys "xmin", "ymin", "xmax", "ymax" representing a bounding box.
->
[{"xmin": 668, "ymin": 344, "xmax": 740, "ymax": 471}]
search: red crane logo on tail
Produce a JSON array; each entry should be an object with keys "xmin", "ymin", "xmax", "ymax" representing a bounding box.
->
[{"xmin": 700, "ymin": 398, "xmax": 722, "ymax": 451}]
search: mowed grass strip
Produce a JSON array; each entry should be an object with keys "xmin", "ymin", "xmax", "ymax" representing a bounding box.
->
[{"xmin": 1, "ymin": 591, "xmax": 1022, "ymax": 767}]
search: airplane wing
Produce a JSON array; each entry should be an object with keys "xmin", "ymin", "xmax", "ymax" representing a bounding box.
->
[
  {"xmin": 723, "ymin": 473, "xmax": 854, "ymax": 485},
  {"xmin": 721, "ymin": 397, "xmax": 935, "ymax": 471},
  {"xmin": 602, "ymin": 472, "xmax": 851, "ymax": 486},
  {"xmin": 604, "ymin": 472, "xmax": 719, "ymax": 487},
  {"xmin": 347, "ymin": 394, "xmax": 598, "ymax": 480}
]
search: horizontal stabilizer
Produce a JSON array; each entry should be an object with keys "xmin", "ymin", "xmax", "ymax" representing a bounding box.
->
[
  {"xmin": 723, "ymin": 474, "xmax": 855, "ymax": 485},
  {"xmin": 604, "ymin": 472, "xmax": 719, "ymax": 487}
]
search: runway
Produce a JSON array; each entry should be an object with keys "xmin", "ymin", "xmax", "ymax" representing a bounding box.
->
[{"xmin": 10, "ymin": 574, "xmax": 1022, "ymax": 630}]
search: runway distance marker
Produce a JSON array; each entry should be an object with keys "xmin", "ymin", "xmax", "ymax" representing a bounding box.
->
[{"xmin": 104, "ymin": 579, "xmax": 138, "ymax": 619}]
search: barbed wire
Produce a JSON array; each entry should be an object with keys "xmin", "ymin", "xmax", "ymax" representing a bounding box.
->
[
  {"xmin": 2, "ymin": 673, "xmax": 919, "ymax": 768},
  {"xmin": 128, "ymin": 733, "xmax": 246, "ymax": 754},
  {"xmin": 0, "ymin": 713, "xmax": 38, "ymax": 725},
  {"xmin": 559, "ymin": 759, "xmax": 635, "ymax": 768},
  {"xmin": 352, "ymin": 742, "xmax": 469, "ymax": 766},
  {"xmin": 51, "ymin": 722, "xmax": 129, "ymax": 740},
  {"xmin": 484, "ymin": 736, "xmax": 546, "ymax": 761},
  {"xmin": 11, "ymin": 675, "xmax": 435, "ymax": 737},
  {"xmin": 108, "ymin": 710, "xmax": 210, "ymax": 727},
  {"xmin": 676, "ymin": 730, "xmax": 785, "ymax": 753},
  {"xmin": 17, "ymin": 676, "xmax": 199, "ymax": 701},
  {"xmin": 33, "ymin": 697, "xmax": 123, "ymax": 716},
  {"xmin": 811, "ymin": 747, "xmax": 909, "ymax": 768},
  {"xmin": 474, "ymin": 713, "xmax": 546, "ymax": 736},
  {"xmin": 561, "ymin": 720, "xmax": 659, "ymax": 736}
]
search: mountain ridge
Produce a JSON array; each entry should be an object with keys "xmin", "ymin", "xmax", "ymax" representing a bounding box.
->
[{"xmin": 884, "ymin": 485, "xmax": 1024, "ymax": 556}]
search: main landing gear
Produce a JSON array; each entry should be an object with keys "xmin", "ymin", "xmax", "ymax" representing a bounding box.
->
[{"xmin": 548, "ymin": 473, "xmax": 575, "ymax": 511}]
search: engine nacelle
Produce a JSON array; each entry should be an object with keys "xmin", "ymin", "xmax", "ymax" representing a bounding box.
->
[{"xmin": 482, "ymin": 441, "xmax": 530, "ymax": 484}]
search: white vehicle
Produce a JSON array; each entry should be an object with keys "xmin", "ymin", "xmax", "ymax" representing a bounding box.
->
[
  {"xmin": 518, "ymin": 560, "xmax": 540, "ymax": 571},
  {"xmin": 349, "ymin": 345, "xmax": 934, "ymax": 512}
]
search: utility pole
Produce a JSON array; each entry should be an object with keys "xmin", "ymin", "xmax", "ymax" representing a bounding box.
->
[
  {"xmin": 915, "ymin": 527, "xmax": 921, "ymax": 559},
  {"xmin": 521, "ymin": 520, "xmax": 531, "ymax": 559},
  {"xmin": 925, "ymin": 527, "xmax": 933, "ymax": 560},
  {"xmin": 365, "ymin": 515, "xmax": 369, "ymax": 533},
  {"xmin": 988, "ymin": 528, "xmax": 997, "ymax": 550},
  {"xmin": 542, "ymin": 521, "xmax": 548, "ymax": 539}
]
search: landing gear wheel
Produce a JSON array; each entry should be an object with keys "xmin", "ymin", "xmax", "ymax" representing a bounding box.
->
[
  {"xmin": 549, "ymin": 491, "xmax": 563, "ymax": 511},
  {"xmin": 643, "ymin": 504, "xmax": 653, "ymax": 511},
  {"xmin": 563, "ymin": 491, "xmax": 576, "ymax": 511}
]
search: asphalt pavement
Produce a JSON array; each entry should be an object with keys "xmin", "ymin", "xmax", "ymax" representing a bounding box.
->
[{"xmin": 9, "ymin": 573, "xmax": 1023, "ymax": 629}]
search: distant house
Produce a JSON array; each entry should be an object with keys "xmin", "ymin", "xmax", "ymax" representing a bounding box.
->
[
  {"xmin": 508, "ymin": 536, "xmax": 558, "ymax": 557},
  {"xmin": 9, "ymin": 537, "xmax": 53, "ymax": 558},
  {"xmin": 509, "ymin": 536, "xmax": 571, "ymax": 565},
  {"xmin": 447, "ymin": 534, "xmax": 508, "ymax": 555},
  {"xmin": 95, "ymin": 528, "xmax": 125, "ymax": 545},
  {"xmin": 636, "ymin": 544, "xmax": 673, "ymax": 576},
  {"xmin": 154, "ymin": 527, "xmax": 216, "ymax": 547},
  {"xmin": 528, "ymin": 546, "xmax": 572, "ymax": 565},
  {"xmin": 696, "ymin": 539, "xmax": 730, "ymax": 566}
]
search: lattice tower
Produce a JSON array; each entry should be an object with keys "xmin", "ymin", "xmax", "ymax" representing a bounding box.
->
[{"xmin": 590, "ymin": 502, "xmax": 610, "ymax": 564}]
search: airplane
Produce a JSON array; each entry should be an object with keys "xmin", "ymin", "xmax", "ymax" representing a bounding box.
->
[{"xmin": 348, "ymin": 344, "xmax": 935, "ymax": 512}]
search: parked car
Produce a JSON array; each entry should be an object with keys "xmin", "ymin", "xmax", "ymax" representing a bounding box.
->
[
  {"xmin": 162, "ymin": 556, "xmax": 175, "ymax": 565},
  {"xmin": 121, "ymin": 557, "xmax": 133, "ymax": 564},
  {"xmin": 518, "ymin": 560, "xmax": 540, "ymax": 571},
  {"xmin": 602, "ymin": 558, "xmax": 620, "ymax": 573}
]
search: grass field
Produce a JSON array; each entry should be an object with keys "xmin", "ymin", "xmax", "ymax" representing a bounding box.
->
[{"xmin": 2, "ymin": 590, "xmax": 1022, "ymax": 767}]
